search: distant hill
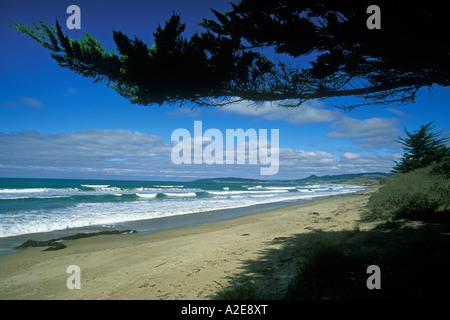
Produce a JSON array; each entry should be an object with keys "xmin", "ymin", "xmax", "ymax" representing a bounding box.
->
[
  {"xmin": 195, "ymin": 172, "xmax": 391, "ymax": 186},
  {"xmin": 295, "ymin": 172, "xmax": 391, "ymax": 185}
]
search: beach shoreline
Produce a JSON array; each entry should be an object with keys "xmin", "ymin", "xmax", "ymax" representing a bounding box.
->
[
  {"xmin": 0, "ymin": 188, "xmax": 366, "ymax": 256},
  {"xmin": 0, "ymin": 187, "xmax": 378, "ymax": 300}
]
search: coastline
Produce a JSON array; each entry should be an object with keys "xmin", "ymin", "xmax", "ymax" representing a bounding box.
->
[
  {"xmin": 0, "ymin": 188, "xmax": 365, "ymax": 256},
  {"xmin": 0, "ymin": 187, "xmax": 377, "ymax": 300}
]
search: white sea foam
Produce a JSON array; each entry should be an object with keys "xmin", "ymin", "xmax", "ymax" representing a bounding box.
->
[
  {"xmin": 133, "ymin": 187, "xmax": 158, "ymax": 192},
  {"xmin": 0, "ymin": 188, "xmax": 80, "ymax": 200},
  {"xmin": 163, "ymin": 192, "xmax": 197, "ymax": 197},
  {"xmin": 247, "ymin": 185, "xmax": 263, "ymax": 190},
  {"xmin": 0, "ymin": 182, "xmax": 367, "ymax": 238},
  {"xmin": 0, "ymin": 188, "xmax": 60, "ymax": 194},
  {"xmin": 265, "ymin": 186, "xmax": 297, "ymax": 190},
  {"xmin": 81, "ymin": 184, "xmax": 110, "ymax": 188},
  {"xmin": 136, "ymin": 193, "xmax": 157, "ymax": 198},
  {"xmin": 154, "ymin": 185, "xmax": 184, "ymax": 188},
  {"xmin": 207, "ymin": 189, "xmax": 289, "ymax": 195}
]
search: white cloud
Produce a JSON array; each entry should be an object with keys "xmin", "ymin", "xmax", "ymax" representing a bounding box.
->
[
  {"xmin": 0, "ymin": 130, "xmax": 172, "ymax": 178},
  {"xmin": 341, "ymin": 152, "xmax": 361, "ymax": 160},
  {"xmin": 386, "ymin": 108, "xmax": 412, "ymax": 118},
  {"xmin": 19, "ymin": 96, "xmax": 43, "ymax": 108},
  {"xmin": 2, "ymin": 97, "xmax": 43, "ymax": 108},
  {"xmin": 1, "ymin": 101, "xmax": 20, "ymax": 108},
  {"xmin": 275, "ymin": 148, "xmax": 395, "ymax": 177},
  {"xmin": 336, "ymin": 153, "xmax": 395, "ymax": 173},
  {"xmin": 219, "ymin": 99, "xmax": 340, "ymax": 125},
  {"xmin": 327, "ymin": 117, "xmax": 401, "ymax": 149},
  {"xmin": 0, "ymin": 129, "xmax": 396, "ymax": 180}
]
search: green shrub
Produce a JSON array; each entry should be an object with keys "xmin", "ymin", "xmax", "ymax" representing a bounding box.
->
[
  {"xmin": 211, "ymin": 280, "xmax": 259, "ymax": 300},
  {"xmin": 430, "ymin": 157, "xmax": 450, "ymax": 178},
  {"xmin": 365, "ymin": 164, "xmax": 450, "ymax": 221}
]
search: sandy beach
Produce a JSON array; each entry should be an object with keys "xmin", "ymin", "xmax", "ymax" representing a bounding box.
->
[{"xmin": 0, "ymin": 188, "xmax": 376, "ymax": 300}]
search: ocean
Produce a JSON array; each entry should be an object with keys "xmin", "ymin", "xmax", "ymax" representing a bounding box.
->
[{"xmin": 0, "ymin": 177, "xmax": 366, "ymax": 255}]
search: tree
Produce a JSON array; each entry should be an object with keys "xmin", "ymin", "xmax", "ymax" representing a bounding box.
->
[
  {"xmin": 11, "ymin": 0, "xmax": 449, "ymax": 108},
  {"xmin": 392, "ymin": 122, "xmax": 450, "ymax": 173}
]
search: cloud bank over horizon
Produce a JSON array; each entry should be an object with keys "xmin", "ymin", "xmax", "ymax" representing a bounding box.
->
[{"xmin": 0, "ymin": 124, "xmax": 399, "ymax": 180}]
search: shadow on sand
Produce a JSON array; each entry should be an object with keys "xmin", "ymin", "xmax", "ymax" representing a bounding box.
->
[{"xmin": 211, "ymin": 216, "xmax": 450, "ymax": 300}]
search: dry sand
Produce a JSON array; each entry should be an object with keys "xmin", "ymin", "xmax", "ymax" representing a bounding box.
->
[{"xmin": 0, "ymin": 187, "xmax": 377, "ymax": 300}]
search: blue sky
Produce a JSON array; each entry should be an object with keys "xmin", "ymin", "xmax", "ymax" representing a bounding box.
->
[{"xmin": 1, "ymin": 0, "xmax": 449, "ymax": 181}]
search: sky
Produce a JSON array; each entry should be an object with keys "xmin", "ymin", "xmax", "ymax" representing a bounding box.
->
[{"xmin": 0, "ymin": 0, "xmax": 449, "ymax": 181}]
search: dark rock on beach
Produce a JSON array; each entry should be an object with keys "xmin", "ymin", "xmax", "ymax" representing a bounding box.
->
[{"xmin": 15, "ymin": 230, "xmax": 137, "ymax": 251}]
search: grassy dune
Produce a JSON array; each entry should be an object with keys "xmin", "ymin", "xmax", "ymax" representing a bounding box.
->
[{"xmin": 214, "ymin": 161, "xmax": 450, "ymax": 300}]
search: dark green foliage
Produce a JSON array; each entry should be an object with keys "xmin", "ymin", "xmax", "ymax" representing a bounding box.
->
[
  {"xmin": 12, "ymin": 1, "xmax": 449, "ymax": 108},
  {"xmin": 212, "ymin": 280, "xmax": 259, "ymax": 300},
  {"xmin": 430, "ymin": 157, "xmax": 450, "ymax": 178},
  {"xmin": 202, "ymin": 0, "xmax": 449, "ymax": 108},
  {"xmin": 365, "ymin": 164, "xmax": 450, "ymax": 221},
  {"xmin": 393, "ymin": 122, "xmax": 450, "ymax": 173},
  {"xmin": 12, "ymin": 19, "xmax": 122, "ymax": 84},
  {"xmin": 12, "ymin": 14, "xmax": 272, "ymax": 107}
]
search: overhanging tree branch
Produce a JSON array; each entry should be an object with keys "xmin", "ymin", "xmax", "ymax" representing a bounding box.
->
[{"xmin": 11, "ymin": 0, "xmax": 449, "ymax": 109}]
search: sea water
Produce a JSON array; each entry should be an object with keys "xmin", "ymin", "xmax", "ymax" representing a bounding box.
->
[{"xmin": 0, "ymin": 178, "xmax": 366, "ymax": 254}]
